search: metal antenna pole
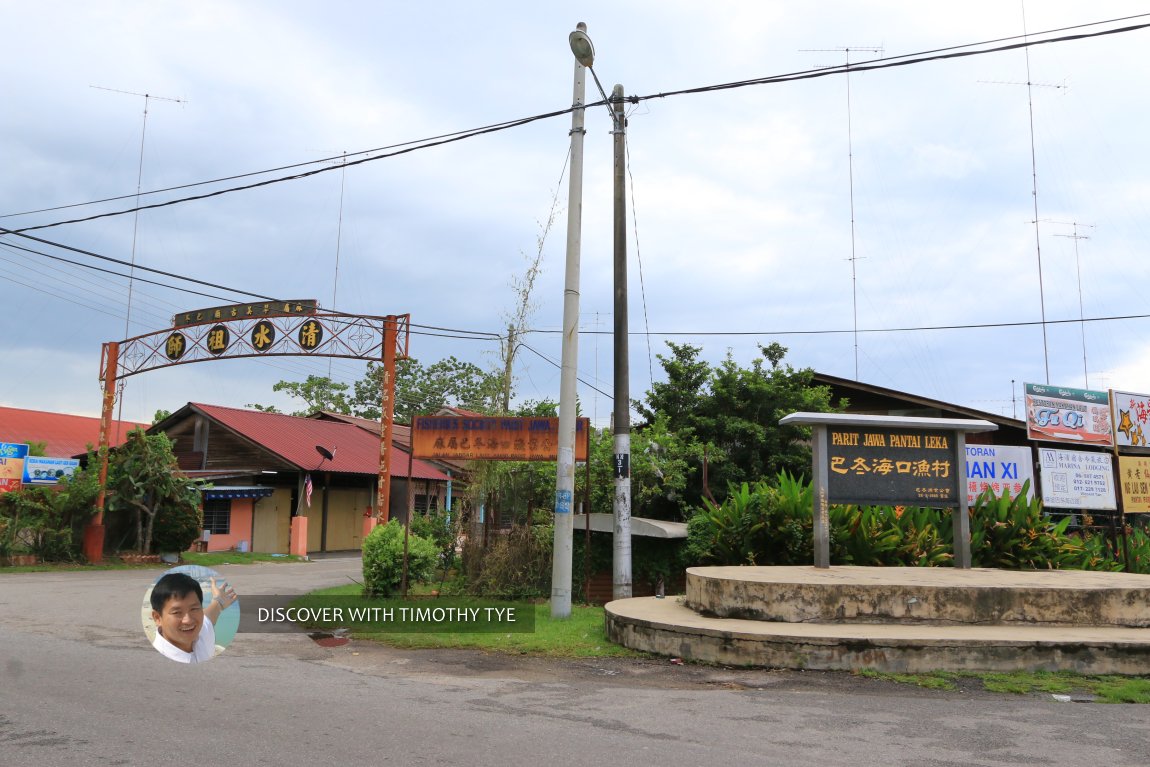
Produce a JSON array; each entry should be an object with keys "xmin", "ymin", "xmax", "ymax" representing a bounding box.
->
[
  {"xmin": 1051, "ymin": 221, "xmax": 1095, "ymax": 388},
  {"xmin": 91, "ymin": 86, "xmax": 185, "ymax": 433},
  {"xmin": 800, "ymin": 46, "xmax": 882, "ymax": 380}
]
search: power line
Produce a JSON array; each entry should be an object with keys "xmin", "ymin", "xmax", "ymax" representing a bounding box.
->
[
  {"xmin": 523, "ymin": 311, "xmax": 1150, "ymax": 337},
  {"xmin": 6, "ymin": 16, "xmax": 1148, "ymax": 234},
  {"xmin": 0, "ymin": 241, "xmax": 242, "ymax": 303},
  {"xmin": 0, "ymin": 227, "xmax": 277, "ymax": 302}
]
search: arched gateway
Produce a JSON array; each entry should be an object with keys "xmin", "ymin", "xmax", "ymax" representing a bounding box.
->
[{"xmin": 83, "ymin": 301, "xmax": 409, "ymax": 562}]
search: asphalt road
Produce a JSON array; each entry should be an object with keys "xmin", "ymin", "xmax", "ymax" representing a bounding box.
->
[{"xmin": 3, "ymin": 558, "xmax": 1149, "ymax": 766}]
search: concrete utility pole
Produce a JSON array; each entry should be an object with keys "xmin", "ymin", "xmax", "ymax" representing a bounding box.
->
[
  {"xmin": 611, "ymin": 84, "xmax": 632, "ymax": 600},
  {"xmin": 552, "ymin": 22, "xmax": 594, "ymax": 619}
]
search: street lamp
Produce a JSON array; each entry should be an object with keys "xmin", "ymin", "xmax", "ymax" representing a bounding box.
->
[{"xmin": 551, "ymin": 23, "xmax": 593, "ymax": 619}]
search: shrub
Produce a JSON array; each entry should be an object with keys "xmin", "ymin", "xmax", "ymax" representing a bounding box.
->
[
  {"xmin": 0, "ymin": 471, "xmax": 101, "ymax": 562},
  {"xmin": 460, "ymin": 523, "xmax": 552, "ymax": 598},
  {"xmin": 685, "ymin": 473, "xmax": 811, "ymax": 566},
  {"xmin": 150, "ymin": 500, "xmax": 203, "ymax": 554},
  {"xmin": 408, "ymin": 507, "xmax": 460, "ymax": 580},
  {"xmin": 362, "ymin": 520, "xmax": 438, "ymax": 597}
]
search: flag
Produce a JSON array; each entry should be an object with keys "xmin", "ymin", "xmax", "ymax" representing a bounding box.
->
[{"xmin": 304, "ymin": 474, "xmax": 313, "ymax": 508}]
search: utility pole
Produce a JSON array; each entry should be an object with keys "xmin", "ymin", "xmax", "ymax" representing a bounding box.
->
[
  {"xmin": 552, "ymin": 23, "xmax": 594, "ymax": 619},
  {"xmin": 611, "ymin": 84, "xmax": 632, "ymax": 600}
]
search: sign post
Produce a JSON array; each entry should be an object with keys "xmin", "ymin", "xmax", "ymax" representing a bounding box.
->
[{"xmin": 781, "ymin": 413, "xmax": 998, "ymax": 568}]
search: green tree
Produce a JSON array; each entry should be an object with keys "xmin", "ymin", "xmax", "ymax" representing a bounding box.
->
[
  {"xmin": 272, "ymin": 375, "xmax": 351, "ymax": 416},
  {"xmin": 352, "ymin": 357, "xmax": 503, "ymax": 422},
  {"xmin": 637, "ymin": 341, "xmax": 839, "ymax": 507},
  {"xmin": 106, "ymin": 429, "xmax": 203, "ymax": 554}
]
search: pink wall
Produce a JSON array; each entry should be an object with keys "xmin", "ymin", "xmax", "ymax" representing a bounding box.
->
[{"xmin": 204, "ymin": 498, "xmax": 255, "ymax": 552}]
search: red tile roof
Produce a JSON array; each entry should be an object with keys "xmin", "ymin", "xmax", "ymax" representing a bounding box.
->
[
  {"xmin": 188, "ymin": 403, "xmax": 449, "ymax": 481},
  {"xmin": 0, "ymin": 407, "xmax": 149, "ymax": 458}
]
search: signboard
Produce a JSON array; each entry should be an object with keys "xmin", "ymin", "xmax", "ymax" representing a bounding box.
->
[
  {"xmin": 173, "ymin": 299, "xmax": 318, "ymax": 328},
  {"xmin": 964, "ymin": 444, "xmax": 1034, "ymax": 503},
  {"xmin": 1024, "ymin": 383, "xmax": 1113, "ymax": 446},
  {"xmin": 1037, "ymin": 447, "xmax": 1116, "ymax": 510},
  {"xmin": 23, "ymin": 456, "xmax": 81, "ymax": 485},
  {"xmin": 1112, "ymin": 389, "xmax": 1150, "ymax": 449},
  {"xmin": 826, "ymin": 427, "xmax": 959, "ymax": 507},
  {"xmin": 1118, "ymin": 456, "xmax": 1150, "ymax": 513},
  {"xmin": 0, "ymin": 442, "xmax": 30, "ymax": 494},
  {"xmin": 411, "ymin": 416, "xmax": 590, "ymax": 462}
]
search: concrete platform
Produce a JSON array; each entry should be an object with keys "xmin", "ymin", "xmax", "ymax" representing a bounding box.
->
[
  {"xmin": 687, "ymin": 566, "xmax": 1150, "ymax": 627},
  {"xmin": 606, "ymin": 566, "xmax": 1150, "ymax": 674}
]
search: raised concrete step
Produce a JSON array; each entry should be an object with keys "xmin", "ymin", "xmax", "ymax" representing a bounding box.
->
[
  {"xmin": 606, "ymin": 596, "xmax": 1150, "ymax": 674},
  {"xmin": 686, "ymin": 566, "xmax": 1150, "ymax": 627}
]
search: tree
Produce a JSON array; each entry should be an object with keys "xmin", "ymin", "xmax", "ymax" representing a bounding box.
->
[
  {"xmin": 272, "ymin": 375, "xmax": 351, "ymax": 416},
  {"xmin": 637, "ymin": 342, "xmax": 840, "ymax": 508},
  {"xmin": 107, "ymin": 429, "xmax": 202, "ymax": 554},
  {"xmin": 351, "ymin": 357, "xmax": 503, "ymax": 422}
]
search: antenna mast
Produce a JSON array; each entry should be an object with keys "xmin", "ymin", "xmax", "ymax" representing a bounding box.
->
[
  {"xmin": 801, "ymin": 45, "xmax": 883, "ymax": 380},
  {"xmin": 1050, "ymin": 220, "xmax": 1095, "ymax": 388},
  {"xmin": 91, "ymin": 85, "xmax": 186, "ymax": 433}
]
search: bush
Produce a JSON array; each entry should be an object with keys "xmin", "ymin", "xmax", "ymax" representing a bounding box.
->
[
  {"xmin": 685, "ymin": 473, "xmax": 811, "ymax": 566},
  {"xmin": 362, "ymin": 520, "xmax": 439, "ymax": 597},
  {"xmin": 460, "ymin": 523, "xmax": 552, "ymax": 598},
  {"xmin": 151, "ymin": 500, "xmax": 203, "ymax": 554},
  {"xmin": 0, "ymin": 470, "xmax": 100, "ymax": 562},
  {"xmin": 683, "ymin": 474, "xmax": 1128, "ymax": 572},
  {"xmin": 408, "ymin": 507, "xmax": 460, "ymax": 580}
]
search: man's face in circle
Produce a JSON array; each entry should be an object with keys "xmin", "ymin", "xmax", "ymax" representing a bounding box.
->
[{"xmin": 152, "ymin": 592, "xmax": 204, "ymax": 652}]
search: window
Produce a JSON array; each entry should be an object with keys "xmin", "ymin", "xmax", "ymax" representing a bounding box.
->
[
  {"xmin": 414, "ymin": 494, "xmax": 438, "ymax": 514},
  {"xmin": 202, "ymin": 498, "xmax": 231, "ymax": 535}
]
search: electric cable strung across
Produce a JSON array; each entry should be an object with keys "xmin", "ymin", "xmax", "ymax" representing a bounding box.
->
[
  {"xmin": 518, "ymin": 342, "xmax": 613, "ymax": 401},
  {"xmin": 4, "ymin": 16, "xmax": 1147, "ymax": 234}
]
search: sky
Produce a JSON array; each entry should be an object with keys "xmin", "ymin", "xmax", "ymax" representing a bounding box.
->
[{"xmin": 3, "ymin": 1, "xmax": 1150, "ymax": 428}]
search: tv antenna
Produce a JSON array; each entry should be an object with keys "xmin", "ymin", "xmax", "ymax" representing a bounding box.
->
[
  {"xmin": 1048, "ymin": 220, "xmax": 1095, "ymax": 388},
  {"xmin": 800, "ymin": 45, "xmax": 883, "ymax": 380},
  {"xmin": 977, "ymin": 3, "xmax": 1067, "ymax": 385},
  {"xmin": 91, "ymin": 85, "xmax": 186, "ymax": 437}
]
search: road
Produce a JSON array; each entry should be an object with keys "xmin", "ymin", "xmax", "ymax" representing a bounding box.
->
[{"xmin": 2, "ymin": 558, "xmax": 1148, "ymax": 766}]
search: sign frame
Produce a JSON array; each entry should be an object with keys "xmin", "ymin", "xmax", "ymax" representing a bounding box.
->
[{"xmin": 780, "ymin": 413, "xmax": 998, "ymax": 569}]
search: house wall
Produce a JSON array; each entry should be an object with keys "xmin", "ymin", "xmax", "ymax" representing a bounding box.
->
[
  {"xmin": 253, "ymin": 489, "xmax": 292, "ymax": 554},
  {"xmin": 204, "ymin": 498, "xmax": 254, "ymax": 552},
  {"xmin": 302, "ymin": 480, "xmax": 371, "ymax": 552}
]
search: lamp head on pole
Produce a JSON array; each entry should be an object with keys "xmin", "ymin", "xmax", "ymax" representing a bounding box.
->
[{"xmin": 569, "ymin": 23, "xmax": 595, "ymax": 68}]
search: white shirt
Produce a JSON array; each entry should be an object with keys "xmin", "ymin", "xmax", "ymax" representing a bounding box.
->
[{"xmin": 152, "ymin": 615, "xmax": 217, "ymax": 663}]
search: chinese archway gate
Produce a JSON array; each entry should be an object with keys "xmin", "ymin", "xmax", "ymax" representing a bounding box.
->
[{"xmin": 83, "ymin": 304, "xmax": 410, "ymax": 563}]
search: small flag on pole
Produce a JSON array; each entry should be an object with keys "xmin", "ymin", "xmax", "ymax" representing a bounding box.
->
[{"xmin": 304, "ymin": 474, "xmax": 313, "ymax": 508}]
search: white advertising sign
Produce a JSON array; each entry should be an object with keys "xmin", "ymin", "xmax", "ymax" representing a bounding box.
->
[
  {"xmin": 1037, "ymin": 448, "xmax": 1116, "ymax": 511},
  {"xmin": 23, "ymin": 456, "xmax": 81, "ymax": 485},
  {"xmin": 1111, "ymin": 389, "xmax": 1150, "ymax": 449},
  {"xmin": 963, "ymin": 445, "xmax": 1034, "ymax": 503}
]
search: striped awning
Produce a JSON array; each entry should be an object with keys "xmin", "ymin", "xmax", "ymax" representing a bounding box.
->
[{"xmin": 201, "ymin": 486, "xmax": 276, "ymax": 500}]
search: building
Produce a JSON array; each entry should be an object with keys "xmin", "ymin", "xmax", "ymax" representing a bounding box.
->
[
  {"xmin": 150, "ymin": 403, "xmax": 450, "ymax": 554},
  {"xmin": 0, "ymin": 406, "xmax": 149, "ymax": 458}
]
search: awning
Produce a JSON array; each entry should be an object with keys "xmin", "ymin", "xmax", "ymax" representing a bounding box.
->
[
  {"xmin": 201, "ymin": 486, "xmax": 276, "ymax": 500},
  {"xmin": 571, "ymin": 513, "xmax": 688, "ymax": 539}
]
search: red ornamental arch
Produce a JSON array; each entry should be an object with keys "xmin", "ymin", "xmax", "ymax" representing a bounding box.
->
[{"xmin": 85, "ymin": 309, "xmax": 410, "ymax": 562}]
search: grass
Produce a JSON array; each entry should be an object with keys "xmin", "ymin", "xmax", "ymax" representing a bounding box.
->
[
  {"xmin": 180, "ymin": 551, "xmax": 307, "ymax": 567},
  {"xmin": 297, "ymin": 584, "xmax": 644, "ymax": 658},
  {"xmin": 855, "ymin": 668, "xmax": 1150, "ymax": 703},
  {"xmin": 0, "ymin": 550, "xmax": 306, "ymax": 573}
]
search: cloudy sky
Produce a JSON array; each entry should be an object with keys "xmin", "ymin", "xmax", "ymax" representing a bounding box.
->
[{"xmin": 3, "ymin": 1, "xmax": 1149, "ymax": 427}]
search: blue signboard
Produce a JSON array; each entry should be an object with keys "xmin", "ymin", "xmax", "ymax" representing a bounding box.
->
[{"xmin": 23, "ymin": 456, "xmax": 81, "ymax": 485}]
